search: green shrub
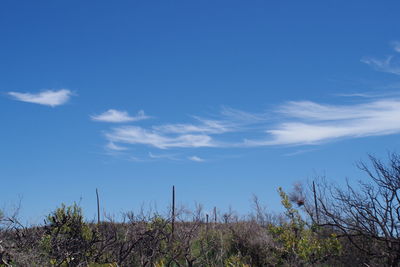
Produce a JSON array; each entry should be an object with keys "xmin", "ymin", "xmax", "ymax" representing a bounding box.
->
[
  {"xmin": 269, "ymin": 188, "xmax": 341, "ymax": 265},
  {"xmin": 41, "ymin": 203, "xmax": 98, "ymax": 266}
]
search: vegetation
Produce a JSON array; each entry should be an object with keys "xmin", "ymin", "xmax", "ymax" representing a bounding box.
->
[{"xmin": 1, "ymin": 153, "xmax": 400, "ymax": 266}]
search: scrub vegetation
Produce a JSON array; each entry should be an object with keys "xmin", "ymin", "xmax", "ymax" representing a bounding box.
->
[{"xmin": 2, "ymin": 153, "xmax": 400, "ymax": 266}]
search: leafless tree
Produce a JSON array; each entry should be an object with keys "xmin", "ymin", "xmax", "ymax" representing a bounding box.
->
[{"xmin": 313, "ymin": 153, "xmax": 400, "ymax": 266}]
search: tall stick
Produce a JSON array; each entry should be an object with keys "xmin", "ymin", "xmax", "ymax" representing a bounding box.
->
[
  {"xmin": 171, "ymin": 185, "xmax": 175, "ymax": 237},
  {"xmin": 213, "ymin": 206, "xmax": 217, "ymax": 223},
  {"xmin": 312, "ymin": 181, "xmax": 319, "ymax": 224},
  {"xmin": 206, "ymin": 214, "xmax": 209, "ymax": 233},
  {"xmin": 96, "ymin": 188, "xmax": 100, "ymax": 224}
]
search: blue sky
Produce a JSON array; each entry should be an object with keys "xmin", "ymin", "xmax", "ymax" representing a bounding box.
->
[{"xmin": 2, "ymin": 0, "xmax": 400, "ymax": 223}]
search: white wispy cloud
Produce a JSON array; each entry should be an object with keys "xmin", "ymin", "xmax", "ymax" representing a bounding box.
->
[
  {"xmin": 96, "ymin": 43, "xmax": 400, "ymax": 161},
  {"xmin": 154, "ymin": 118, "xmax": 233, "ymax": 134},
  {"xmin": 284, "ymin": 148, "xmax": 319, "ymax": 157},
  {"xmin": 148, "ymin": 152, "xmax": 179, "ymax": 161},
  {"xmin": 8, "ymin": 89, "xmax": 72, "ymax": 107},
  {"xmin": 392, "ymin": 41, "xmax": 400, "ymax": 53},
  {"xmin": 335, "ymin": 92, "xmax": 386, "ymax": 98},
  {"xmin": 220, "ymin": 106, "xmax": 267, "ymax": 123},
  {"xmin": 106, "ymin": 126, "xmax": 216, "ymax": 149},
  {"xmin": 103, "ymin": 107, "xmax": 267, "ymax": 152},
  {"xmin": 335, "ymin": 91, "xmax": 400, "ymax": 99},
  {"xmin": 245, "ymin": 99, "xmax": 400, "ymax": 146},
  {"xmin": 361, "ymin": 56, "xmax": 400, "ymax": 75},
  {"xmin": 361, "ymin": 41, "xmax": 400, "ymax": 75},
  {"xmin": 105, "ymin": 142, "xmax": 128, "ymax": 151},
  {"xmin": 278, "ymin": 100, "xmax": 387, "ymax": 121},
  {"xmin": 188, "ymin": 156, "xmax": 204, "ymax": 162},
  {"xmin": 153, "ymin": 108, "xmax": 267, "ymax": 135},
  {"xmin": 101, "ymin": 96, "xmax": 400, "ymax": 160},
  {"xmin": 91, "ymin": 109, "xmax": 149, "ymax": 123}
]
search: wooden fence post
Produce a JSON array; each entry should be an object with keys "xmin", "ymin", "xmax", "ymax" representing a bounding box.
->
[
  {"xmin": 171, "ymin": 185, "xmax": 175, "ymax": 237},
  {"xmin": 96, "ymin": 188, "xmax": 100, "ymax": 225},
  {"xmin": 312, "ymin": 181, "xmax": 319, "ymax": 224}
]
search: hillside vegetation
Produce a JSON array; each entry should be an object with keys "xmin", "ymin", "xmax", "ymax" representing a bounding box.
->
[{"xmin": 1, "ymin": 154, "xmax": 400, "ymax": 267}]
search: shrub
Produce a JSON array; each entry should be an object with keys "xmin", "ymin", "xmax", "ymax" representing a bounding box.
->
[
  {"xmin": 41, "ymin": 203, "xmax": 98, "ymax": 266},
  {"xmin": 269, "ymin": 188, "xmax": 341, "ymax": 266}
]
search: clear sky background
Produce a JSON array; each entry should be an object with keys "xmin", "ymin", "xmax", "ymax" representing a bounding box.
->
[{"xmin": 1, "ymin": 0, "xmax": 400, "ymax": 223}]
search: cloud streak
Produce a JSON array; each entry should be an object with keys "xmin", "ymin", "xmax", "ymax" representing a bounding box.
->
[
  {"xmin": 149, "ymin": 152, "xmax": 180, "ymax": 161},
  {"xmin": 105, "ymin": 142, "xmax": 128, "ymax": 151},
  {"xmin": 101, "ymin": 99, "xmax": 400, "ymax": 160},
  {"xmin": 106, "ymin": 126, "xmax": 216, "ymax": 149},
  {"xmin": 361, "ymin": 56, "xmax": 400, "ymax": 75},
  {"xmin": 102, "ymin": 106, "xmax": 270, "ymax": 152},
  {"xmin": 246, "ymin": 99, "xmax": 400, "ymax": 146},
  {"xmin": 94, "ymin": 42, "xmax": 400, "ymax": 161},
  {"xmin": 392, "ymin": 41, "xmax": 400, "ymax": 53},
  {"xmin": 8, "ymin": 89, "xmax": 72, "ymax": 107},
  {"xmin": 361, "ymin": 41, "xmax": 400, "ymax": 75},
  {"xmin": 153, "ymin": 119, "xmax": 233, "ymax": 134},
  {"xmin": 91, "ymin": 109, "xmax": 149, "ymax": 123},
  {"xmin": 188, "ymin": 156, "xmax": 204, "ymax": 162}
]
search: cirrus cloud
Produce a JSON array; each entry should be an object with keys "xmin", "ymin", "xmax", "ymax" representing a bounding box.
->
[
  {"xmin": 91, "ymin": 109, "xmax": 150, "ymax": 123},
  {"xmin": 8, "ymin": 89, "xmax": 72, "ymax": 107},
  {"xmin": 361, "ymin": 41, "xmax": 400, "ymax": 75},
  {"xmin": 102, "ymin": 97, "xmax": 400, "ymax": 160},
  {"xmin": 188, "ymin": 156, "xmax": 205, "ymax": 162},
  {"xmin": 106, "ymin": 126, "xmax": 216, "ymax": 149},
  {"xmin": 245, "ymin": 99, "xmax": 400, "ymax": 146},
  {"xmin": 95, "ymin": 42, "xmax": 400, "ymax": 161}
]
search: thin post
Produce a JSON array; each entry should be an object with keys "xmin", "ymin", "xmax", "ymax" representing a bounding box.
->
[
  {"xmin": 96, "ymin": 188, "xmax": 100, "ymax": 224},
  {"xmin": 206, "ymin": 214, "xmax": 209, "ymax": 233},
  {"xmin": 312, "ymin": 181, "xmax": 319, "ymax": 224},
  {"xmin": 213, "ymin": 206, "xmax": 217, "ymax": 223},
  {"xmin": 171, "ymin": 185, "xmax": 175, "ymax": 236}
]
